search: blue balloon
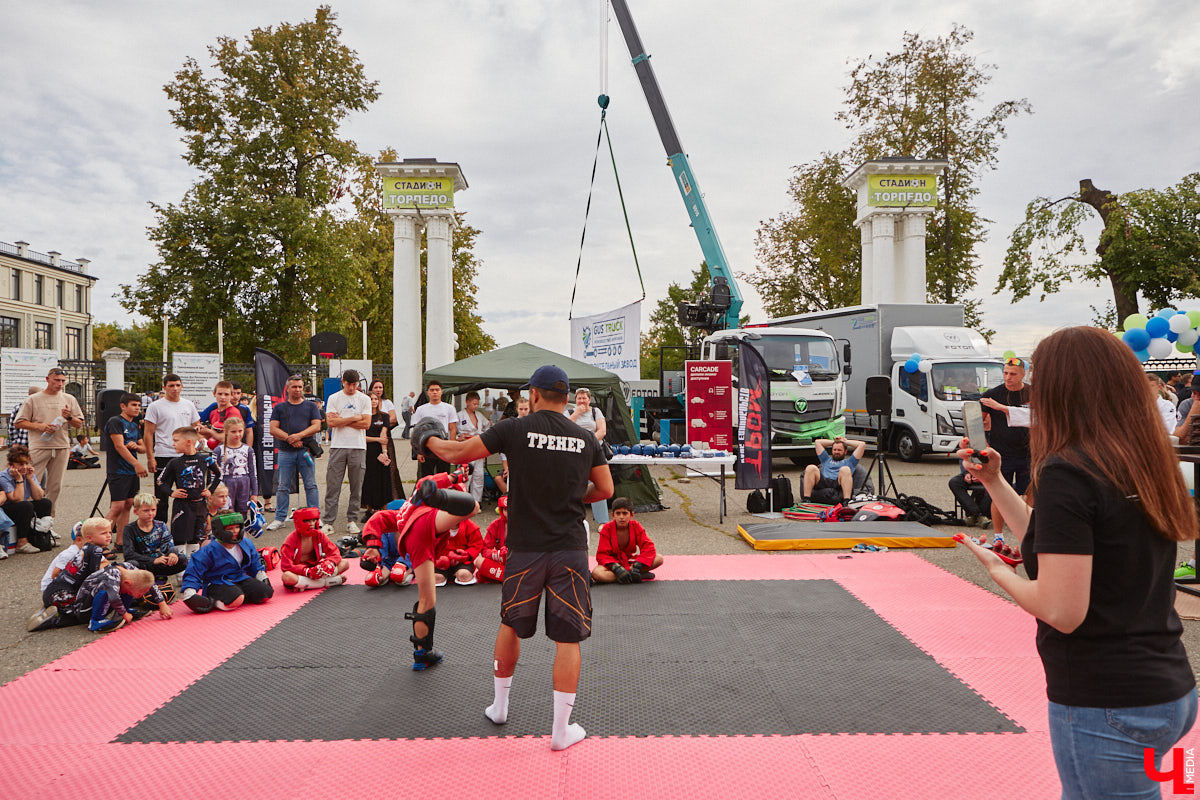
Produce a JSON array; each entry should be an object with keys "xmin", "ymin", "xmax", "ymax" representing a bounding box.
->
[
  {"xmin": 903, "ymin": 359, "xmax": 919, "ymax": 374},
  {"xmin": 910, "ymin": 352, "xmax": 922, "ymax": 362},
  {"xmin": 1168, "ymin": 331, "xmax": 1180, "ymax": 342},
  {"xmin": 1135, "ymin": 348, "xmax": 1150, "ymax": 363},
  {"xmin": 1123, "ymin": 328, "xmax": 1151, "ymax": 350},
  {"xmin": 1146, "ymin": 317, "xmax": 1170, "ymax": 338},
  {"xmin": 1157, "ymin": 308, "xmax": 1178, "ymax": 318}
]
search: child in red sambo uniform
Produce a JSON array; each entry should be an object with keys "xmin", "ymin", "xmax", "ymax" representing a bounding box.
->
[
  {"xmin": 591, "ymin": 497, "xmax": 663, "ymax": 584},
  {"xmin": 474, "ymin": 495, "xmax": 509, "ymax": 583}
]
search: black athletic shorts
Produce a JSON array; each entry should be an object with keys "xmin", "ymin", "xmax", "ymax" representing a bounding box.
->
[
  {"xmin": 501, "ymin": 550, "xmax": 592, "ymax": 643},
  {"xmin": 108, "ymin": 474, "xmax": 141, "ymax": 502}
]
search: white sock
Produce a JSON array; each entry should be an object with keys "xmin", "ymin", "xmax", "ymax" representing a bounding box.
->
[
  {"xmin": 293, "ymin": 575, "xmax": 323, "ymax": 590},
  {"xmin": 550, "ymin": 690, "xmax": 586, "ymax": 750},
  {"xmin": 485, "ymin": 675, "xmax": 512, "ymax": 724}
]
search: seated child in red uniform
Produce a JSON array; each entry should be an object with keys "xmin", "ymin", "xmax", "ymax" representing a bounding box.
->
[
  {"xmin": 434, "ymin": 516, "xmax": 483, "ymax": 586},
  {"xmin": 591, "ymin": 497, "xmax": 663, "ymax": 584},
  {"xmin": 280, "ymin": 507, "xmax": 348, "ymax": 590},
  {"xmin": 474, "ymin": 494, "xmax": 509, "ymax": 583},
  {"xmin": 359, "ymin": 466, "xmax": 479, "ymax": 670}
]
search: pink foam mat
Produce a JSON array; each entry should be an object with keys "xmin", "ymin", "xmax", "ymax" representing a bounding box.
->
[{"xmin": 2, "ymin": 552, "xmax": 1197, "ymax": 799}]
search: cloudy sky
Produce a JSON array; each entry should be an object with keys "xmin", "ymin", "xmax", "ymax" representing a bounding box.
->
[{"xmin": 2, "ymin": 0, "xmax": 1198, "ymax": 361}]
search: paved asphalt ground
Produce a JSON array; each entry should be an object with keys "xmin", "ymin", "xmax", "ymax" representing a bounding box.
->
[{"xmin": 4, "ymin": 447, "xmax": 1200, "ymax": 688}]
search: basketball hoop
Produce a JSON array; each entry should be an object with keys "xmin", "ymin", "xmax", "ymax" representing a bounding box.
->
[{"xmin": 319, "ymin": 352, "xmax": 334, "ymax": 359}]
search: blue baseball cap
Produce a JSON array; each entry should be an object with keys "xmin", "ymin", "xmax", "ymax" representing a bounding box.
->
[{"xmin": 521, "ymin": 365, "xmax": 570, "ymax": 393}]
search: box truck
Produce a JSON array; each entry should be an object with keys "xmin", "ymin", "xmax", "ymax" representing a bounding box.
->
[{"xmin": 767, "ymin": 304, "xmax": 1004, "ymax": 460}]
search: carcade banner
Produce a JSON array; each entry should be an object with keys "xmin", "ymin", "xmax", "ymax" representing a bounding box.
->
[
  {"xmin": 382, "ymin": 176, "xmax": 454, "ymax": 210},
  {"xmin": 570, "ymin": 301, "xmax": 641, "ymax": 381},
  {"xmin": 867, "ymin": 174, "xmax": 938, "ymax": 207}
]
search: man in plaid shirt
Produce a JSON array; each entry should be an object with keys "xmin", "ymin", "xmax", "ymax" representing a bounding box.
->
[{"xmin": 8, "ymin": 387, "xmax": 38, "ymax": 448}]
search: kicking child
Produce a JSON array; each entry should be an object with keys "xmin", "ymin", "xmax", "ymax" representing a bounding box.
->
[
  {"xmin": 280, "ymin": 507, "xmax": 348, "ymax": 590},
  {"xmin": 592, "ymin": 497, "xmax": 663, "ymax": 584}
]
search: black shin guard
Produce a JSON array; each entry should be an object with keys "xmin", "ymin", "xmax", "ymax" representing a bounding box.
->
[
  {"xmin": 404, "ymin": 601, "xmax": 443, "ymax": 671},
  {"xmin": 415, "ymin": 482, "xmax": 477, "ymax": 516}
]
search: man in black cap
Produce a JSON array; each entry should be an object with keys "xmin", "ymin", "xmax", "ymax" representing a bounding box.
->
[{"xmin": 422, "ymin": 364, "xmax": 613, "ymax": 751}]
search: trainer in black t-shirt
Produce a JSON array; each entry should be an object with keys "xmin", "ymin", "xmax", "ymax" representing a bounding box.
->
[
  {"xmin": 479, "ymin": 410, "xmax": 607, "ymax": 552},
  {"xmin": 980, "ymin": 384, "xmax": 1030, "ymax": 462},
  {"xmin": 1023, "ymin": 458, "xmax": 1195, "ymax": 708}
]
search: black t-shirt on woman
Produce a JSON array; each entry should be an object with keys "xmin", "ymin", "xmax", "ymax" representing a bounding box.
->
[
  {"xmin": 479, "ymin": 410, "xmax": 607, "ymax": 552},
  {"xmin": 1022, "ymin": 458, "xmax": 1195, "ymax": 707}
]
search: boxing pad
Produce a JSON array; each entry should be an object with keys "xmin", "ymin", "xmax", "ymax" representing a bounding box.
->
[
  {"xmin": 389, "ymin": 562, "xmax": 408, "ymax": 584},
  {"xmin": 364, "ymin": 567, "xmax": 389, "ymax": 588},
  {"xmin": 413, "ymin": 479, "xmax": 478, "ymax": 516},
  {"xmin": 476, "ymin": 556, "xmax": 505, "ymax": 583},
  {"xmin": 258, "ymin": 547, "xmax": 280, "ymax": 571},
  {"xmin": 411, "ymin": 418, "xmax": 449, "ymax": 458}
]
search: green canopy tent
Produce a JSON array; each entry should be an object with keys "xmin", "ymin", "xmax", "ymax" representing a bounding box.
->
[{"xmin": 423, "ymin": 342, "xmax": 665, "ymax": 512}]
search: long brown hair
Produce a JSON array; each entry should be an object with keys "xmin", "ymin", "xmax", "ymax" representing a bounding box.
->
[{"xmin": 1030, "ymin": 326, "xmax": 1197, "ymax": 541}]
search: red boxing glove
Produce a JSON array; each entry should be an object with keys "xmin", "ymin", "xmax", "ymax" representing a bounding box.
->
[
  {"xmin": 435, "ymin": 555, "xmax": 451, "ymax": 571},
  {"xmin": 389, "ymin": 562, "xmax": 408, "ymax": 583},
  {"xmin": 364, "ymin": 567, "xmax": 389, "ymax": 588},
  {"xmin": 498, "ymin": 546, "xmax": 508, "ymax": 560},
  {"xmin": 315, "ymin": 558, "xmax": 336, "ymax": 578},
  {"xmin": 303, "ymin": 564, "xmax": 324, "ymax": 579},
  {"xmin": 451, "ymin": 548, "xmax": 469, "ymax": 564}
]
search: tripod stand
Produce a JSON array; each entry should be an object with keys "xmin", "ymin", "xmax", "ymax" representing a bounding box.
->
[
  {"xmin": 863, "ymin": 414, "xmax": 899, "ymax": 499},
  {"xmin": 89, "ymin": 476, "xmax": 110, "ymax": 518}
]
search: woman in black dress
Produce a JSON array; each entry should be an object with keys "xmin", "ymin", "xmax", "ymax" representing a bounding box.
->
[{"xmin": 361, "ymin": 393, "xmax": 394, "ymax": 513}]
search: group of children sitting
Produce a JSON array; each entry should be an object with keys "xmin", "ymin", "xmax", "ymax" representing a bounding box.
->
[{"xmin": 29, "ymin": 405, "xmax": 664, "ymax": 633}]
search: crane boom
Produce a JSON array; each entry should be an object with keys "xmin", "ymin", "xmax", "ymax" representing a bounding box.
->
[{"xmin": 608, "ymin": 0, "xmax": 743, "ymax": 332}]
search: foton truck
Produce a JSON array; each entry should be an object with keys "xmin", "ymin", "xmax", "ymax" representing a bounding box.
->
[{"xmin": 767, "ymin": 304, "xmax": 1004, "ymax": 461}]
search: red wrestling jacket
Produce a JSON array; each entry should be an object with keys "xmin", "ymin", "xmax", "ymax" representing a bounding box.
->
[
  {"xmin": 435, "ymin": 518, "xmax": 483, "ymax": 566},
  {"xmin": 279, "ymin": 530, "xmax": 342, "ymax": 579},
  {"xmin": 595, "ymin": 519, "xmax": 657, "ymax": 570}
]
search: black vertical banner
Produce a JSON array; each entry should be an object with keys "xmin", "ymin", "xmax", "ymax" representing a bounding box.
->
[
  {"xmin": 254, "ymin": 348, "xmax": 291, "ymax": 498},
  {"xmin": 735, "ymin": 342, "xmax": 772, "ymax": 490}
]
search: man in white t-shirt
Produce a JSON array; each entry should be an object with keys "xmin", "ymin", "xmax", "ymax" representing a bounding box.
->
[
  {"xmin": 410, "ymin": 380, "xmax": 458, "ymax": 478},
  {"xmin": 323, "ymin": 370, "xmax": 372, "ymax": 535},
  {"xmin": 143, "ymin": 373, "xmax": 201, "ymax": 523}
]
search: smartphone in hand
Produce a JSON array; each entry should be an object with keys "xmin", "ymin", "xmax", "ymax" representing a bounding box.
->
[{"xmin": 962, "ymin": 400, "xmax": 989, "ymax": 465}]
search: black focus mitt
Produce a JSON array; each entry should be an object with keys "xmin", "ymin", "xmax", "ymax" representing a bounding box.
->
[{"xmin": 411, "ymin": 418, "xmax": 449, "ymax": 458}]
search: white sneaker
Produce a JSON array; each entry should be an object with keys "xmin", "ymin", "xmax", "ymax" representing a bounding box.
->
[
  {"xmin": 0, "ymin": 548, "xmax": 8, "ymax": 559},
  {"xmin": 321, "ymin": 524, "xmax": 334, "ymax": 536},
  {"xmin": 346, "ymin": 521, "xmax": 361, "ymax": 534},
  {"xmin": 265, "ymin": 520, "xmax": 285, "ymax": 531},
  {"xmin": 16, "ymin": 543, "xmax": 43, "ymax": 555}
]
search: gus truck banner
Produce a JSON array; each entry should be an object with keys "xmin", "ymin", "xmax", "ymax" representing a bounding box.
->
[
  {"xmin": 570, "ymin": 301, "xmax": 641, "ymax": 381},
  {"xmin": 735, "ymin": 342, "xmax": 772, "ymax": 490},
  {"xmin": 253, "ymin": 347, "xmax": 292, "ymax": 498}
]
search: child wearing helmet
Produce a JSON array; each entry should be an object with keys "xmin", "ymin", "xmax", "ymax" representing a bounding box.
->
[
  {"xmin": 280, "ymin": 507, "xmax": 347, "ymax": 590},
  {"xmin": 179, "ymin": 510, "xmax": 274, "ymax": 613},
  {"xmin": 474, "ymin": 495, "xmax": 510, "ymax": 583}
]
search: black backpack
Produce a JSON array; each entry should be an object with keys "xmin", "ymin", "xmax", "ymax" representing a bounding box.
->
[
  {"xmin": 770, "ymin": 475, "xmax": 794, "ymax": 511},
  {"xmin": 746, "ymin": 489, "xmax": 770, "ymax": 513}
]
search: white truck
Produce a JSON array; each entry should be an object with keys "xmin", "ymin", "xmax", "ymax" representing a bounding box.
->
[{"xmin": 767, "ymin": 304, "xmax": 1004, "ymax": 461}]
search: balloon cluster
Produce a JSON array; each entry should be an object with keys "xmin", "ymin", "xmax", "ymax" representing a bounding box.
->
[
  {"xmin": 1120, "ymin": 310, "xmax": 1200, "ymax": 362},
  {"xmin": 902, "ymin": 352, "xmax": 933, "ymax": 374}
]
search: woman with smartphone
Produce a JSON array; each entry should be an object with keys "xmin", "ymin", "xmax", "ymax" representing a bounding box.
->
[{"xmin": 957, "ymin": 326, "xmax": 1197, "ymax": 799}]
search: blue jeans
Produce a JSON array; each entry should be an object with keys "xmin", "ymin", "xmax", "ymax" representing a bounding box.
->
[
  {"xmin": 1049, "ymin": 691, "xmax": 1197, "ymax": 799},
  {"xmin": 591, "ymin": 500, "xmax": 609, "ymax": 524},
  {"xmin": 274, "ymin": 449, "xmax": 318, "ymax": 523}
]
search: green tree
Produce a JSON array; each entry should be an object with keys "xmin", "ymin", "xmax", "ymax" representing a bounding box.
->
[
  {"xmin": 120, "ymin": 6, "xmax": 380, "ymax": 361},
  {"xmin": 92, "ymin": 321, "xmax": 195, "ymax": 361},
  {"xmin": 998, "ymin": 174, "xmax": 1200, "ymax": 324},
  {"xmin": 751, "ymin": 25, "xmax": 1028, "ymax": 334},
  {"xmin": 748, "ymin": 153, "xmax": 861, "ymax": 317}
]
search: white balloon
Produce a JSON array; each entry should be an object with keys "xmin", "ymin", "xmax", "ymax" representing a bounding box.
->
[
  {"xmin": 917, "ymin": 359, "xmax": 933, "ymax": 373},
  {"xmin": 1169, "ymin": 314, "xmax": 1191, "ymax": 334},
  {"xmin": 1179, "ymin": 328, "xmax": 1200, "ymax": 347},
  {"xmin": 1147, "ymin": 337, "xmax": 1175, "ymax": 359}
]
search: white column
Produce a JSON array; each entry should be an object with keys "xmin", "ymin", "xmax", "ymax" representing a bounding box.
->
[
  {"xmin": 101, "ymin": 348, "xmax": 131, "ymax": 391},
  {"xmin": 870, "ymin": 214, "xmax": 896, "ymax": 305},
  {"xmin": 392, "ymin": 213, "xmax": 424, "ymax": 400},
  {"xmin": 858, "ymin": 222, "xmax": 874, "ymax": 305},
  {"xmin": 424, "ymin": 213, "xmax": 455, "ymax": 370},
  {"xmin": 899, "ymin": 214, "xmax": 928, "ymax": 304}
]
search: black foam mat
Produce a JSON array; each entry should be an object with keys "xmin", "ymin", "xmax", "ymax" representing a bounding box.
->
[{"xmin": 117, "ymin": 580, "xmax": 1021, "ymax": 742}]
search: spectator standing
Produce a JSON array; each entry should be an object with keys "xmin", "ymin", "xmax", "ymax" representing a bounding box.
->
[
  {"xmin": 565, "ymin": 388, "xmax": 609, "ymax": 526},
  {"xmin": 13, "ymin": 367, "xmax": 84, "ymax": 505},
  {"xmin": 103, "ymin": 393, "xmax": 149, "ymax": 540},
  {"xmin": 457, "ymin": 391, "xmax": 490, "ymax": 502},
  {"xmin": 400, "ymin": 391, "xmax": 416, "ymax": 438},
  {"xmin": 361, "ymin": 393, "xmax": 394, "ymax": 513},
  {"xmin": 143, "ymin": 374, "xmax": 200, "ymax": 523},
  {"xmin": 979, "ymin": 357, "xmax": 1031, "ymax": 537},
  {"xmin": 410, "ymin": 380, "xmax": 458, "ymax": 479},
  {"xmin": 369, "ymin": 380, "xmax": 398, "ymax": 427},
  {"xmin": 323, "ymin": 370, "xmax": 372, "ymax": 535},
  {"xmin": 267, "ymin": 375, "xmax": 323, "ymax": 531}
]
